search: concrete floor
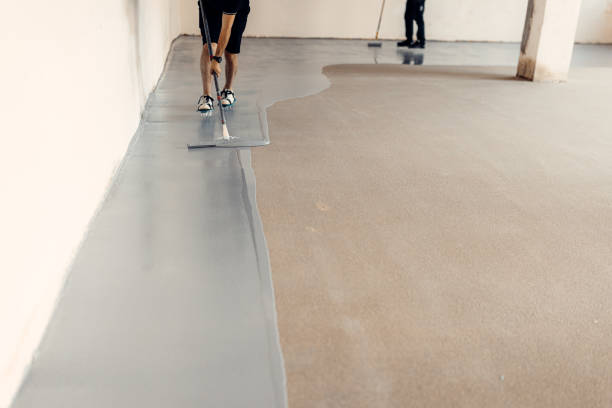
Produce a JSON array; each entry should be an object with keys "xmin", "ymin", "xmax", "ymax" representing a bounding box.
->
[
  {"xmin": 10, "ymin": 37, "xmax": 612, "ymax": 407},
  {"xmin": 254, "ymin": 64, "xmax": 612, "ymax": 407}
]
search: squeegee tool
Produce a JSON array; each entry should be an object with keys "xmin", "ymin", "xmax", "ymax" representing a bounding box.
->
[{"xmin": 368, "ymin": 0, "xmax": 386, "ymax": 47}]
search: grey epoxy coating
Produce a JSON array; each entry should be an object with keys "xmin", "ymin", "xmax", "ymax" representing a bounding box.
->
[
  {"xmin": 11, "ymin": 36, "xmax": 612, "ymax": 408},
  {"xmin": 147, "ymin": 39, "xmax": 268, "ymax": 146},
  {"xmin": 11, "ymin": 37, "xmax": 288, "ymax": 408}
]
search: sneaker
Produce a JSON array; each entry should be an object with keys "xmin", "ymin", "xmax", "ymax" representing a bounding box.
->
[
  {"xmin": 197, "ymin": 95, "xmax": 214, "ymax": 113},
  {"xmin": 397, "ymin": 39, "xmax": 411, "ymax": 47},
  {"xmin": 409, "ymin": 41, "xmax": 425, "ymax": 49},
  {"xmin": 220, "ymin": 89, "xmax": 237, "ymax": 107}
]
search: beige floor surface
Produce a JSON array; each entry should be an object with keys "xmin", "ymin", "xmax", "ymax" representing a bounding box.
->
[{"xmin": 253, "ymin": 65, "xmax": 612, "ymax": 408}]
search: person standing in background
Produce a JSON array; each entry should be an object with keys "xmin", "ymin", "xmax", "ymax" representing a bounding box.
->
[{"xmin": 397, "ymin": 0, "xmax": 425, "ymax": 49}]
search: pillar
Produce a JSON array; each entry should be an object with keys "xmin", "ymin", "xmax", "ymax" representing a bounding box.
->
[{"xmin": 517, "ymin": 0, "xmax": 583, "ymax": 82}]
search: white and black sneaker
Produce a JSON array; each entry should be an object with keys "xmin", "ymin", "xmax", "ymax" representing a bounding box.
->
[
  {"xmin": 197, "ymin": 95, "xmax": 214, "ymax": 113},
  {"xmin": 220, "ymin": 89, "xmax": 237, "ymax": 108}
]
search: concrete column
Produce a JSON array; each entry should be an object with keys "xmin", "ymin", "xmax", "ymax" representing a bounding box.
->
[{"xmin": 517, "ymin": 0, "xmax": 582, "ymax": 82}]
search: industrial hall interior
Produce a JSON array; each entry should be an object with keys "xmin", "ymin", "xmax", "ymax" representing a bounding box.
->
[{"xmin": 2, "ymin": 0, "xmax": 612, "ymax": 407}]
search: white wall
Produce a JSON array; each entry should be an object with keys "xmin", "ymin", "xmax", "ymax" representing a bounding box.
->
[
  {"xmin": 0, "ymin": 1, "xmax": 183, "ymax": 407},
  {"xmin": 576, "ymin": 0, "xmax": 612, "ymax": 43},
  {"xmin": 180, "ymin": 0, "xmax": 612, "ymax": 43}
]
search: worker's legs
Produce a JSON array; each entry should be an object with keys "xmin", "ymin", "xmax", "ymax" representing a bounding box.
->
[
  {"xmin": 200, "ymin": 42, "xmax": 218, "ymax": 97},
  {"xmin": 197, "ymin": 0, "xmax": 228, "ymax": 111},
  {"xmin": 223, "ymin": 51, "xmax": 238, "ymax": 91},
  {"xmin": 404, "ymin": 4, "xmax": 414, "ymax": 41},
  {"xmin": 414, "ymin": 5, "xmax": 426, "ymax": 44},
  {"xmin": 398, "ymin": 2, "xmax": 415, "ymax": 46},
  {"xmin": 197, "ymin": 3, "xmax": 248, "ymax": 109}
]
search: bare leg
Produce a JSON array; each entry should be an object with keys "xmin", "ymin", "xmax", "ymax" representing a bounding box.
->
[
  {"xmin": 223, "ymin": 51, "xmax": 239, "ymax": 90},
  {"xmin": 200, "ymin": 43, "xmax": 218, "ymax": 96}
]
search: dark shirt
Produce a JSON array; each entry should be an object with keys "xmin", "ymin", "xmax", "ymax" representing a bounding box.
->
[{"xmin": 208, "ymin": 0, "xmax": 250, "ymax": 14}]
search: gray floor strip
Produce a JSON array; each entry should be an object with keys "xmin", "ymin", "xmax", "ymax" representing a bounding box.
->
[{"xmin": 11, "ymin": 37, "xmax": 287, "ymax": 408}]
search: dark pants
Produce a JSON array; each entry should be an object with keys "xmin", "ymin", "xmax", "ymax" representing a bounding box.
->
[
  {"xmin": 198, "ymin": 0, "xmax": 250, "ymax": 54},
  {"xmin": 405, "ymin": 1, "xmax": 425, "ymax": 43}
]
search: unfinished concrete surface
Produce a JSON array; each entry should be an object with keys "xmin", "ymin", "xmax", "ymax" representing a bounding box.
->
[{"xmin": 253, "ymin": 65, "xmax": 612, "ymax": 407}]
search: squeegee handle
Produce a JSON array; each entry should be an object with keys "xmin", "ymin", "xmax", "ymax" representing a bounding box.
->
[
  {"xmin": 375, "ymin": 0, "xmax": 386, "ymax": 40},
  {"xmin": 198, "ymin": 0, "xmax": 227, "ymax": 126}
]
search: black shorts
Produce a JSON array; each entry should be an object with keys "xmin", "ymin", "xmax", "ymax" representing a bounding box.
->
[{"xmin": 198, "ymin": 0, "xmax": 250, "ymax": 54}]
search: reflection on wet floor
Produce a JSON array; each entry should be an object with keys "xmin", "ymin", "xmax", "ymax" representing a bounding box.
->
[
  {"xmin": 371, "ymin": 48, "xmax": 425, "ymax": 65},
  {"xmin": 398, "ymin": 50, "xmax": 425, "ymax": 65}
]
